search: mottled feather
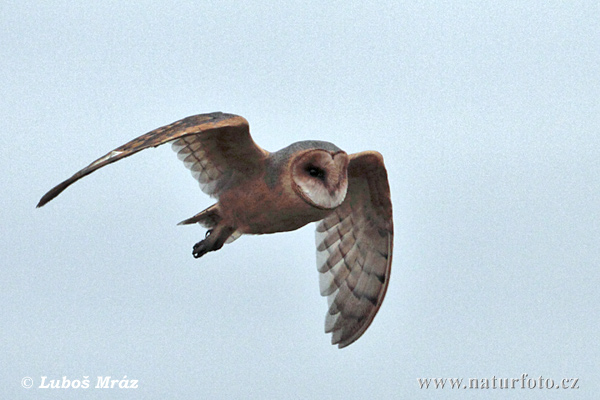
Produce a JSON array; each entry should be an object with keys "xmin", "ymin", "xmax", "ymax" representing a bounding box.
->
[
  {"xmin": 315, "ymin": 151, "xmax": 393, "ymax": 348},
  {"xmin": 37, "ymin": 112, "xmax": 267, "ymax": 207}
]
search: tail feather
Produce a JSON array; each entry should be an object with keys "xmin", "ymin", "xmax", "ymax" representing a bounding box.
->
[{"xmin": 178, "ymin": 204, "xmax": 221, "ymax": 227}]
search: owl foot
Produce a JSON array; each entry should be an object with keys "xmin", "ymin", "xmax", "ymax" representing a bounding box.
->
[
  {"xmin": 191, "ymin": 230, "xmax": 213, "ymax": 258},
  {"xmin": 192, "ymin": 226, "xmax": 235, "ymax": 259},
  {"xmin": 192, "ymin": 239, "xmax": 210, "ymax": 258}
]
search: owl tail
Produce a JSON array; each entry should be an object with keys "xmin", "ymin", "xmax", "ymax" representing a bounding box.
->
[{"xmin": 178, "ymin": 204, "xmax": 221, "ymax": 227}]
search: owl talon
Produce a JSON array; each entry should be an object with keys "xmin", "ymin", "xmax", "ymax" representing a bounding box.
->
[
  {"xmin": 193, "ymin": 240, "xmax": 209, "ymax": 258},
  {"xmin": 192, "ymin": 226, "xmax": 234, "ymax": 259}
]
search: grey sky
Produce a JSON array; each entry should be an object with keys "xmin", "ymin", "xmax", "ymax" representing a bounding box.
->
[{"xmin": 2, "ymin": 1, "xmax": 599, "ymax": 399}]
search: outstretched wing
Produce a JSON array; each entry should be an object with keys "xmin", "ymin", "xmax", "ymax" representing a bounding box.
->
[
  {"xmin": 315, "ymin": 151, "xmax": 393, "ymax": 348},
  {"xmin": 37, "ymin": 112, "xmax": 268, "ymax": 207}
]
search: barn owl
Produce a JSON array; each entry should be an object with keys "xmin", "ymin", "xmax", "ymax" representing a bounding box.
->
[{"xmin": 37, "ymin": 112, "xmax": 393, "ymax": 348}]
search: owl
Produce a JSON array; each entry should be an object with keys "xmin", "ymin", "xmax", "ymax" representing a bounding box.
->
[{"xmin": 37, "ymin": 112, "xmax": 393, "ymax": 348}]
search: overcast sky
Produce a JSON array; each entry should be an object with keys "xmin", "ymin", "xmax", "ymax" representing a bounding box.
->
[{"xmin": 2, "ymin": 1, "xmax": 599, "ymax": 399}]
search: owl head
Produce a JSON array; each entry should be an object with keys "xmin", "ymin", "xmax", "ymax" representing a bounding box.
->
[{"xmin": 290, "ymin": 145, "xmax": 349, "ymax": 210}]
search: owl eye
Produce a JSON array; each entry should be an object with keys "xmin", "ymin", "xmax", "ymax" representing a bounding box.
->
[{"xmin": 306, "ymin": 165, "xmax": 326, "ymax": 180}]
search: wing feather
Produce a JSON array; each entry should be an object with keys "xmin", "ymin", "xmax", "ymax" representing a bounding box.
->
[
  {"xmin": 315, "ymin": 151, "xmax": 393, "ymax": 348},
  {"xmin": 37, "ymin": 112, "xmax": 267, "ymax": 207}
]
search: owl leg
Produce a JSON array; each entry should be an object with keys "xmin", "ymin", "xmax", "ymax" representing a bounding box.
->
[{"xmin": 192, "ymin": 225, "xmax": 235, "ymax": 258}]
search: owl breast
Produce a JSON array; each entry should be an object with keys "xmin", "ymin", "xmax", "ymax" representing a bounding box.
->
[{"xmin": 218, "ymin": 176, "xmax": 332, "ymax": 234}]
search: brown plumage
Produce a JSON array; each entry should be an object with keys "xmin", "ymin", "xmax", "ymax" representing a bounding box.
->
[{"xmin": 37, "ymin": 112, "xmax": 394, "ymax": 348}]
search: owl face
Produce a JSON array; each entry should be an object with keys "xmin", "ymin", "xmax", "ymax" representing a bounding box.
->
[{"xmin": 290, "ymin": 149, "xmax": 349, "ymax": 210}]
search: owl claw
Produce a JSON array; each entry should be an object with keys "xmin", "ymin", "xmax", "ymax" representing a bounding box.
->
[
  {"xmin": 192, "ymin": 240, "xmax": 209, "ymax": 258},
  {"xmin": 192, "ymin": 226, "xmax": 234, "ymax": 259}
]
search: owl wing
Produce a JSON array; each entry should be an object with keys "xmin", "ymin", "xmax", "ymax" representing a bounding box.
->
[
  {"xmin": 37, "ymin": 112, "xmax": 268, "ymax": 207},
  {"xmin": 315, "ymin": 151, "xmax": 393, "ymax": 348}
]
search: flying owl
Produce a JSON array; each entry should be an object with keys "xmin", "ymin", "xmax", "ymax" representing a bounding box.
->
[{"xmin": 37, "ymin": 112, "xmax": 393, "ymax": 348}]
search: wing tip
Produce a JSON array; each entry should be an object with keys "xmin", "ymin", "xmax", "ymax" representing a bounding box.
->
[
  {"xmin": 331, "ymin": 330, "xmax": 360, "ymax": 349},
  {"xmin": 36, "ymin": 187, "xmax": 61, "ymax": 208},
  {"xmin": 36, "ymin": 175, "xmax": 79, "ymax": 208}
]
